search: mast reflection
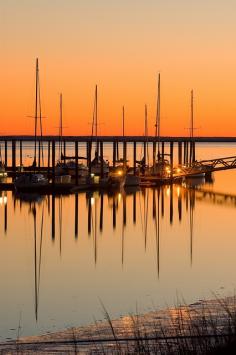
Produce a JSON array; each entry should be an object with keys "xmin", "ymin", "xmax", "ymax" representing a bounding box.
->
[
  {"xmin": 4, "ymin": 178, "xmax": 236, "ymax": 326},
  {"xmin": 31, "ymin": 202, "xmax": 45, "ymax": 322},
  {"xmin": 6, "ymin": 181, "xmax": 236, "ymax": 277}
]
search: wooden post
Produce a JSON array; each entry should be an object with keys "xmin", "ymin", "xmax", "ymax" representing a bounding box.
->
[
  {"xmin": 113, "ymin": 141, "xmax": 116, "ymax": 167},
  {"xmin": 38, "ymin": 140, "xmax": 41, "ymax": 168},
  {"xmin": 47, "ymin": 141, "xmax": 51, "ymax": 176},
  {"xmin": 116, "ymin": 141, "xmax": 119, "ymax": 161},
  {"xmin": 52, "ymin": 140, "xmax": 55, "ymax": 184},
  {"xmin": 153, "ymin": 141, "xmax": 156, "ymax": 168},
  {"xmin": 100, "ymin": 141, "xmax": 104, "ymax": 177},
  {"xmin": 183, "ymin": 141, "xmax": 187, "ymax": 165},
  {"xmin": 63, "ymin": 140, "xmax": 66, "ymax": 164},
  {"xmin": 87, "ymin": 141, "xmax": 91, "ymax": 173},
  {"xmin": 123, "ymin": 141, "xmax": 127, "ymax": 171},
  {"xmin": 178, "ymin": 142, "xmax": 182, "ymax": 165},
  {"xmin": 75, "ymin": 141, "xmax": 79, "ymax": 184},
  {"xmin": 162, "ymin": 141, "xmax": 165, "ymax": 159},
  {"xmin": 133, "ymin": 141, "xmax": 136, "ymax": 175},
  {"xmin": 170, "ymin": 141, "xmax": 173, "ymax": 178},
  {"xmin": 186, "ymin": 141, "xmax": 189, "ymax": 166},
  {"xmin": 192, "ymin": 141, "xmax": 196, "ymax": 162},
  {"xmin": 189, "ymin": 140, "xmax": 192, "ymax": 164},
  {"xmin": 12, "ymin": 140, "xmax": 16, "ymax": 172},
  {"xmin": 4, "ymin": 141, "xmax": 7, "ymax": 167},
  {"xmin": 143, "ymin": 140, "xmax": 147, "ymax": 167},
  {"xmin": 20, "ymin": 140, "xmax": 23, "ymax": 167}
]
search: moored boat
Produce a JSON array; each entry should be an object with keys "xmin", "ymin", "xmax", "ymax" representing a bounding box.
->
[
  {"xmin": 14, "ymin": 173, "xmax": 48, "ymax": 192},
  {"xmin": 0, "ymin": 161, "xmax": 7, "ymax": 179}
]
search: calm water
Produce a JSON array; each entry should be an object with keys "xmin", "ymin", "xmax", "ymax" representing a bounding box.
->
[{"xmin": 1, "ymin": 143, "xmax": 236, "ymax": 341}]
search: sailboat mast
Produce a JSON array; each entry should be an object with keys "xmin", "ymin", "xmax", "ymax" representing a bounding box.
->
[
  {"xmin": 190, "ymin": 90, "xmax": 194, "ymax": 139},
  {"xmin": 157, "ymin": 73, "xmax": 161, "ymax": 156},
  {"xmin": 38, "ymin": 73, "xmax": 44, "ymax": 166},
  {"xmin": 145, "ymin": 104, "xmax": 148, "ymax": 138},
  {"xmin": 122, "ymin": 106, "xmax": 125, "ymax": 137},
  {"xmin": 95, "ymin": 85, "xmax": 99, "ymax": 154},
  {"xmin": 34, "ymin": 58, "xmax": 39, "ymax": 166},
  {"xmin": 95, "ymin": 85, "xmax": 98, "ymax": 138},
  {"xmin": 155, "ymin": 73, "xmax": 161, "ymax": 158},
  {"xmin": 59, "ymin": 93, "xmax": 63, "ymax": 160},
  {"xmin": 145, "ymin": 104, "xmax": 149, "ymax": 166}
]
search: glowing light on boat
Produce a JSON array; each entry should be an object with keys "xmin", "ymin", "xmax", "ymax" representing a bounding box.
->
[
  {"xmin": 0, "ymin": 196, "xmax": 7, "ymax": 205},
  {"xmin": 177, "ymin": 186, "xmax": 180, "ymax": 197}
]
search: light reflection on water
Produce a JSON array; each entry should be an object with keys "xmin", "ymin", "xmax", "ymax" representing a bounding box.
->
[{"xmin": 1, "ymin": 146, "xmax": 236, "ymax": 340}]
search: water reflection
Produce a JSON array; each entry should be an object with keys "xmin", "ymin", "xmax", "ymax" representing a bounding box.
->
[
  {"xmin": 2, "ymin": 177, "xmax": 236, "ymax": 334},
  {"xmin": 9, "ymin": 181, "xmax": 236, "ymax": 270},
  {"xmin": 32, "ymin": 203, "xmax": 44, "ymax": 322}
]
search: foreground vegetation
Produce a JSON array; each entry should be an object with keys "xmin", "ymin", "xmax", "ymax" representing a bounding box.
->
[
  {"xmin": 90, "ymin": 296, "xmax": 236, "ymax": 354},
  {"xmin": 1, "ymin": 296, "xmax": 236, "ymax": 354}
]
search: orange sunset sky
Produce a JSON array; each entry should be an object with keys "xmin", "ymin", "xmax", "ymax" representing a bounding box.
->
[{"xmin": 1, "ymin": 0, "xmax": 236, "ymax": 136}]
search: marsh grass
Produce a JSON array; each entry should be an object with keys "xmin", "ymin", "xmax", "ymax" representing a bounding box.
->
[{"xmin": 91, "ymin": 296, "xmax": 236, "ymax": 354}]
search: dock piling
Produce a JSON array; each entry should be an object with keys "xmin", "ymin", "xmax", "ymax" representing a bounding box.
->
[
  {"xmin": 153, "ymin": 141, "xmax": 156, "ymax": 168},
  {"xmin": 100, "ymin": 141, "xmax": 104, "ymax": 177},
  {"xmin": 170, "ymin": 141, "xmax": 173, "ymax": 178},
  {"xmin": 12, "ymin": 140, "xmax": 16, "ymax": 172},
  {"xmin": 47, "ymin": 141, "xmax": 50, "ymax": 176},
  {"xmin": 113, "ymin": 141, "xmax": 116, "ymax": 167},
  {"xmin": 4, "ymin": 141, "xmax": 7, "ymax": 167},
  {"xmin": 133, "ymin": 142, "xmax": 136, "ymax": 175},
  {"xmin": 75, "ymin": 141, "xmax": 79, "ymax": 184},
  {"xmin": 123, "ymin": 141, "xmax": 127, "ymax": 171},
  {"xmin": 178, "ymin": 142, "xmax": 182, "ymax": 165},
  {"xmin": 19, "ymin": 140, "xmax": 23, "ymax": 167},
  {"xmin": 52, "ymin": 140, "xmax": 55, "ymax": 184},
  {"xmin": 162, "ymin": 142, "xmax": 165, "ymax": 159}
]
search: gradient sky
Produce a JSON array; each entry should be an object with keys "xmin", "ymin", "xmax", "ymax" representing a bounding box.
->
[{"xmin": 1, "ymin": 0, "xmax": 236, "ymax": 136}]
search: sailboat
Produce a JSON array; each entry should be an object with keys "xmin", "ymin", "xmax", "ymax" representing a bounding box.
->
[
  {"xmin": 185, "ymin": 90, "xmax": 205, "ymax": 179},
  {"xmin": 152, "ymin": 74, "xmax": 170, "ymax": 177},
  {"xmin": 54, "ymin": 94, "xmax": 72, "ymax": 183},
  {"xmin": 90, "ymin": 85, "xmax": 109, "ymax": 176},
  {"xmin": 110, "ymin": 106, "xmax": 140, "ymax": 187},
  {"xmin": 14, "ymin": 58, "xmax": 48, "ymax": 192},
  {"xmin": 55, "ymin": 94, "xmax": 88, "ymax": 180}
]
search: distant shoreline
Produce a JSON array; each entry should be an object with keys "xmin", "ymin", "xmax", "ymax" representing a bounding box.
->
[{"xmin": 1, "ymin": 135, "xmax": 236, "ymax": 142}]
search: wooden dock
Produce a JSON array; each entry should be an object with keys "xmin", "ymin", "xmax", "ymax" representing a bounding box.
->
[{"xmin": 0, "ymin": 136, "xmax": 236, "ymax": 192}]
